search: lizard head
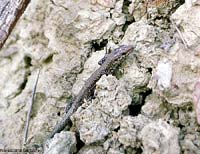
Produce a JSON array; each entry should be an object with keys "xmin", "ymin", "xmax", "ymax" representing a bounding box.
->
[
  {"xmin": 111, "ymin": 45, "xmax": 134, "ymax": 60},
  {"xmin": 98, "ymin": 45, "xmax": 134, "ymax": 65}
]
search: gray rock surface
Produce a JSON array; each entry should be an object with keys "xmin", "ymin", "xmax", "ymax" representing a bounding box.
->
[
  {"xmin": 153, "ymin": 58, "xmax": 172, "ymax": 90},
  {"xmin": 0, "ymin": 0, "xmax": 200, "ymax": 153},
  {"xmin": 118, "ymin": 115, "xmax": 151, "ymax": 148},
  {"xmin": 44, "ymin": 131, "xmax": 76, "ymax": 154},
  {"xmin": 140, "ymin": 120, "xmax": 180, "ymax": 154},
  {"xmin": 78, "ymin": 145, "xmax": 105, "ymax": 154},
  {"xmin": 72, "ymin": 75, "xmax": 131, "ymax": 144}
]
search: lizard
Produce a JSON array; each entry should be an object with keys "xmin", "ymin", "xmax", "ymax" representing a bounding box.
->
[{"xmin": 47, "ymin": 45, "xmax": 134, "ymax": 139}]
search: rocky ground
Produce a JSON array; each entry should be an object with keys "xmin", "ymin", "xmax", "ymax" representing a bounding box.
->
[{"xmin": 0, "ymin": 0, "xmax": 200, "ymax": 153}]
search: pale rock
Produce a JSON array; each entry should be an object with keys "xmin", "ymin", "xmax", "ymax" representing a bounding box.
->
[
  {"xmin": 0, "ymin": 96, "xmax": 8, "ymax": 109},
  {"xmin": 114, "ymin": 0, "xmax": 123, "ymax": 14},
  {"xmin": 128, "ymin": 0, "xmax": 147, "ymax": 21},
  {"xmin": 0, "ymin": 50, "xmax": 28, "ymax": 99},
  {"xmin": 103, "ymin": 133, "xmax": 125, "ymax": 154},
  {"xmin": 95, "ymin": 75, "xmax": 132, "ymax": 117},
  {"xmin": 185, "ymin": 0, "xmax": 200, "ymax": 8},
  {"xmin": 74, "ymin": 10, "xmax": 115, "ymax": 42},
  {"xmin": 0, "ymin": 0, "xmax": 83, "ymax": 148},
  {"xmin": 91, "ymin": 0, "xmax": 116, "ymax": 8},
  {"xmin": 78, "ymin": 145, "xmax": 105, "ymax": 154},
  {"xmin": 44, "ymin": 131, "xmax": 76, "ymax": 154},
  {"xmin": 158, "ymin": 53, "xmax": 200, "ymax": 106},
  {"xmin": 112, "ymin": 27, "xmax": 124, "ymax": 40},
  {"xmin": 112, "ymin": 0, "xmax": 126, "ymax": 25},
  {"xmin": 1, "ymin": 0, "xmax": 200, "ymax": 153},
  {"xmin": 72, "ymin": 104, "xmax": 111, "ymax": 144},
  {"xmin": 181, "ymin": 138, "xmax": 199, "ymax": 153},
  {"xmin": 112, "ymin": 14, "xmax": 126, "ymax": 26},
  {"xmin": 142, "ymin": 94, "xmax": 166, "ymax": 118},
  {"xmin": 171, "ymin": 4, "xmax": 200, "ymax": 47},
  {"xmin": 117, "ymin": 115, "xmax": 151, "ymax": 148},
  {"xmin": 154, "ymin": 59, "xmax": 172, "ymax": 90},
  {"xmin": 72, "ymin": 75, "xmax": 131, "ymax": 144},
  {"xmin": 38, "ymin": 52, "xmax": 82, "ymax": 99},
  {"xmin": 120, "ymin": 21, "xmax": 153, "ymax": 93},
  {"xmin": 140, "ymin": 120, "xmax": 180, "ymax": 154},
  {"xmin": 120, "ymin": 62, "xmax": 150, "ymax": 95},
  {"xmin": 0, "ymin": 112, "xmax": 25, "ymax": 148},
  {"xmin": 121, "ymin": 20, "xmax": 158, "ymax": 54}
]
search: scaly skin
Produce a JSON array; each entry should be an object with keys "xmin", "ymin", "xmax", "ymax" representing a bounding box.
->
[{"xmin": 47, "ymin": 45, "xmax": 134, "ymax": 139}]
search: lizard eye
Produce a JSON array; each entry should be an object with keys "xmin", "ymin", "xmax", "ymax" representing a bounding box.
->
[
  {"xmin": 113, "ymin": 58, "xmax": 120, "ymax": 63},
  {"xmin": 122, "ymin": 52, "xmax": 127, "ymax": 55}
]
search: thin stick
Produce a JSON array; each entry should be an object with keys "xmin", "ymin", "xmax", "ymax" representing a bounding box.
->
[
  {"xmin": 172, "ymin": 20, "xmax": 189, "ymax": 49},
  {"xmin": 23, "ymin": 68, "xmax": 41, "ymax": 145}
]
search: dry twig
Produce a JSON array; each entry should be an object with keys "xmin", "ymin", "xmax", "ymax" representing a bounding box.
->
[
  {"xmin": 23, "ymin": 69, "xmax": 41, "ymax": 145},
  {"xmin": 171, "ymin": 20, "xmax": 189, "ymax": 49},
  {"xmin": 0, "ymin": 0, "xmax": 31, "ymax": 49}
]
